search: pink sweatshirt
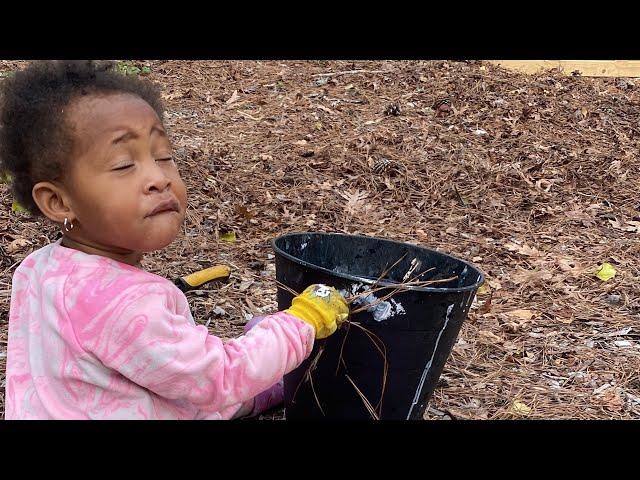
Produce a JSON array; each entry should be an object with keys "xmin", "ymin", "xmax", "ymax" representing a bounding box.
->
[{"xmin": 5, "ymin": 240, "xmax": 314, "ymax": 419}]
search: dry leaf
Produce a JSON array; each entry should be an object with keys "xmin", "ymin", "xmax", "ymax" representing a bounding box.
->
[
  {"xmin": 7, "ymin": 238, "xmax": 31, "ymax": 253},
  {"xmin": 564, "ymin": 207, "xmax": 595, "ymax": 226},
  {"xmin": 625, "ymin": 221, "xmax": 640, "ymax": 232},
  {"xmin": 477, "ymin": 330, "xmax": 503, "ymax": 344},
  {"xmin": 511, "ymin": 268, "xmax": 553, "ymax": 286},
  {"xmin": 555, "ymin": 308, "xmax": 575, "ymax": 324},
  {"xmin": 338, "ymin": 189, "xmax": 369, "ymax": 217},
  {"xmin": 234, "ymin": 205, "xmax": 255, "ymax": 220},
  {"xmin": 478, "ymin": 294, "xmax": 493, "ymax": 315},
  {"xmin": 608, "ymin": 219, "xmax": 640, "ymax": 233},
  {"xmin": 226, "ymin": 90, "xmax": 239, "ymax": 105},
  {"xmin": 504, "ymin": 242, "xmax": 541, "ymax": 257},
  {"xmin": 510, "ymin": 400, "xmax": 532, "ymax": 416},
  {"xmin": 599, "ymin": 389, "xmax": 624, "ymax": 413},
  {"xmin": 558, "ymin": 257, "xmax": 584, "ymax": 276},
  {"xmin": 316, "ymin": 105, "xmax": 336, "ymax": 115},
  {"xmin": 505, "ymin": 309, "xmax": 535, "ymax": 321},
  {"xmin": 593, "ymin": 383, "xmax": 612, "ymax": 395}
]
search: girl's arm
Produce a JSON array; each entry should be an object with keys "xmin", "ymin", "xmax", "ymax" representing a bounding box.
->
[{"xmin": 71, "ymin": 281, "xmax": 314, "ymax": 414}]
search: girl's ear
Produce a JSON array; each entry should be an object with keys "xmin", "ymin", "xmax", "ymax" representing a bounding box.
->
[{"xmin": 32, "ymin": 181, "xmax": 75, "ymax": 224}]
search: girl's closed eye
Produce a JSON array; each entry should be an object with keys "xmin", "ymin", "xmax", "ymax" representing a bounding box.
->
[{"xmin": 112, "ymin": 162, "xmax": 134, "ymax": 171}]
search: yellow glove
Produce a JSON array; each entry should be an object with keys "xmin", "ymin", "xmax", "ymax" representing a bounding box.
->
[{"xmin": 286, "ymin": 284, "xmax": 349, "ymax": 339}]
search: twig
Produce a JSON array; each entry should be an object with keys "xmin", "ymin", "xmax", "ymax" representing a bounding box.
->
[
  {"xmin": 237, "ymin": 110, "xmax": 263, "ymax": 121},
  {"xmin": 350, "ymin": 321, "xmax": 388, "ymax": 414},
  {"xmin": 336, "ymin": 320, "xmax": 352, "ymax": 376},
  {"xmin": 349, "ymin": 275, "xmax": 459, "ymax": 315},
  {"xmin": 308, "ymin": 370, "xmax": 325, "ymax": 416},
  {"xmin": 275, "ymin": 280, "xmax": 300, "ymax": 298},
  {"xmin": 345, "ymin": 373, "xmax": 380, "ymax": 420},
  {"xmin": 292, "ymin": 345, "xmax": 325, "ymax": 404},
  {"xmin": 347, "ymin": 274, "xmax": 453, "ymax": 303}
]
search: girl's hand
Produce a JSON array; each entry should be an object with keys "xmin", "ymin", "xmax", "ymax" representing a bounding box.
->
[{"xmin": 285, "ymin": 284, "xmax": 349, "ymax": 339}]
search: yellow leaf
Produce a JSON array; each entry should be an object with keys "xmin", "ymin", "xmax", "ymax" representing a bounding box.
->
[
  {"xmin": 595, "ymin": 263, "xmax": 616, "ymax": 282},
  {"xmin": 219, "ymin": 231, "xmax": 237, "ymax": 242},
  {"xmin": 477, "ymin": 283, "xmax": 491, "ymax": 296},
  {"xmin": 510, "ymin": 400, "xmax": 532, "ymax": 416},
  {"xmin": 11, "ymin": 201, "xmax": 27, "ymax": 213}
]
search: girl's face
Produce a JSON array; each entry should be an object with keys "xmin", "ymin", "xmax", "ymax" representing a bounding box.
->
[{"xmin": 63, "ymin": 93, "xmax": 187, "ymax": 253}]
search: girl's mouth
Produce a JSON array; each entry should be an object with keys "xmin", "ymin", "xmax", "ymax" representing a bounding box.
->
[{"xmin": 147, "ymin": 198, "xmax": 180, "ymax": 217}]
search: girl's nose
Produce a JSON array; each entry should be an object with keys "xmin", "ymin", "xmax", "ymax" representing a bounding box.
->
[{"xmin": 144, "ymin": 161, "xmax": 171, "ymax": 193}]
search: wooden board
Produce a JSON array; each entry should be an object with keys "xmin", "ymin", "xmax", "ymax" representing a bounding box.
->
[{"xmin": 488, "ymin": 60, "xmax": 640, "ymax": 78}]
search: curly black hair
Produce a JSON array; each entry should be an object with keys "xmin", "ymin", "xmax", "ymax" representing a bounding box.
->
[{"xmin": 0, "ymin": 60, "xmax": 165, "ymax": 216}]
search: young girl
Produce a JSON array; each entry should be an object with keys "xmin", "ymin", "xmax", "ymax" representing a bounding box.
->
[{"xmin": 0, "ymin": 60, "xmax": 348, "ymax": 420}]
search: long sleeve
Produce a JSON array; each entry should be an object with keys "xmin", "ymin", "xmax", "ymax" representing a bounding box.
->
[{"xmin": 68, "ymin": 279, "xmax": 315, "ymax": 414}]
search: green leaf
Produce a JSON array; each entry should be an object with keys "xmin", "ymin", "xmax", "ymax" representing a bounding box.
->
[
  {"xmin": 219, "ymin": 231, "xmax": 237, "ymax": 243},
  {"xmin": 595, "ymin": 262, "xmax": 616, "ymax": 282},
  {"xmin": 115, "ymin": 61, "xmax": 141, "ymax": 76},
  {"xmin": 141, "ymin": 66, "xmax": 151, "ymax": 75},
  {"xmin": 115, "ymin": 61, "xmax": 127, "ymax": 74},
  {"xmin": 11, "ymin": 200, "xmax": 27, "ymax": 213},
  {"xmin": 477, "ymin": 283, "xmax": 491, "ymax": 296},
  {"xmin": 0, "ymin": 172, "xmax": 12, "ymax": 184}
]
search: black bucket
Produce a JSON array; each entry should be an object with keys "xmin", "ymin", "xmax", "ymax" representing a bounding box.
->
[{"xmin": 272, "ymin": 232, "xmax": 484, "ymax": 420}]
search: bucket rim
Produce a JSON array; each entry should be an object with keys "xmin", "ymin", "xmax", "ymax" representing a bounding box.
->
[{"xmin": 272, "ymin": 231, "xmax": 485, "ymax": 294}]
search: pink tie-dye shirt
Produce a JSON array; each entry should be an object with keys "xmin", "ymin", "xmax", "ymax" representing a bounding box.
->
[{"xmin": 5, "ymin": 240, "xmax": 314, "ymax": 419}]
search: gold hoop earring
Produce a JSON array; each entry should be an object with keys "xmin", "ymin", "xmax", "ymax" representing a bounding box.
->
[{"xmin": 63, "ymin": 217, "xmax": 74, "ymax": 233}]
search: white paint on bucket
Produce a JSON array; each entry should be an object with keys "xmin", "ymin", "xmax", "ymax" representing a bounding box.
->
[
  {"xmin": 340, "ymin": 283, "xmax": 406, "ymax": 322},
  {"xmin": 460, "ymin": 265, "xmax": 468, "ymax": 282},
  {"xmin": 406, "ymin": 303, "xmax": 455, "ymax": 419}
]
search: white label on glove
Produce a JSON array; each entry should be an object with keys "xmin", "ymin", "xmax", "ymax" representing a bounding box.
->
[{"xmin": 314, "ymin": 285, "xmax": 331, "ymax": 298}]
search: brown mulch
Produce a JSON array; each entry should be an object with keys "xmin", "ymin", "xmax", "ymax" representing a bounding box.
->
[{"xmin": 1, "ymin": 60, "xmax": 638, "ymax": 420}]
